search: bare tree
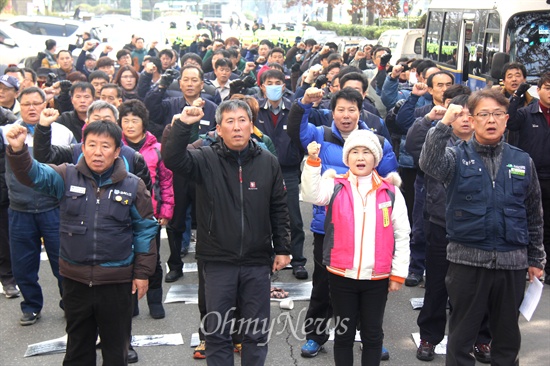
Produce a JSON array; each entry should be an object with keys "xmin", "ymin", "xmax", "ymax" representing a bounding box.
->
[{"xmin": 285, "ymin": 0, "xmax": 344, "ymax": 22}]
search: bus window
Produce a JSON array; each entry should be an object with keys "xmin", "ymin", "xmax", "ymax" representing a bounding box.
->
[
  {"xmin": 426, "ymin": 11, "xmax": 444, "ymax": 61},
  {"xmin": 441, "ymin": 11, "xmax": 461, "ymax": 66},
  {"xmin": 507, "ymin": 11, "xmax": 550, "ymax": 78}
]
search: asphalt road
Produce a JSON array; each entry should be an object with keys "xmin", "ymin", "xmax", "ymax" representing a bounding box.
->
[{"xmin": 1, "ymin": 202, "xmax": 549, "ymax": 365}]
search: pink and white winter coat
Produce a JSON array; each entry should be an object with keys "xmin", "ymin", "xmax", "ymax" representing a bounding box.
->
[{"xmin": 301, "ymin": 158, "xmax": 410, "ymax": 282}]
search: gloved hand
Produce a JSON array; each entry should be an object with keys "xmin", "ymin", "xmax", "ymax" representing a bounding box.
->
[
  {"xmin": 159, "ymin": 69, "xmax": 180, "ymax": 88},
  {"xmin": 380, "ymin": 53, "xmax": 392, "ymax": 67},
  {"xmin": 291, "ymin": 63, "xmax": 301, "ymax": 72},
  {"xmin": 393, "ymin": 99, "xmax": 406, "ymax": 113},
  {"xmin": 59, "ymin": 80, "xmax": 72, "ymax": 93},
  {"xmin": 515, "ymin": 82, "xmax": 531, "ymax": 97},
  {"xmin": 36, "ymin": 52, "xmax": 46, "ymax": 60},
  {"xmin": 229, "ymin": 79, "xmax": 245, "ymax": 96},
  {"xmin": 45, "ymin": 73, "xmax": 58, "ymax": 87},
  {"xmin": 314, "ymin": 74, "xmax": 328, "ymax": 89},
  {"xmin": 242, "ymin": 75, "xmax": 256, "ymax": 88}
]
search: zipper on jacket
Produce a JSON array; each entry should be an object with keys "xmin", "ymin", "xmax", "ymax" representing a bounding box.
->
[
  {"xmin": 92, "ymin": 185, "xmax": 100, "ymax": 276},
  {"xmin": 239, "ymin": 164, "xmax": 244, "ymax": 258}
]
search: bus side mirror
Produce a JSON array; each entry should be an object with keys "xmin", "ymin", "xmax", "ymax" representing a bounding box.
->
[{"xmin": 490, "ymin": 52, "xmax": 510, "ymax": 80}]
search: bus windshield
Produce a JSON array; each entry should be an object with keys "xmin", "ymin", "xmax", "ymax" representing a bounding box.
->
[{"xmin": 507, "ymin": 11, "xmax": 550, "ymax": 77}]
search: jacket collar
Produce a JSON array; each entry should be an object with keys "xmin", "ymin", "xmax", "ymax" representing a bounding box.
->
[{"xmin": 75, "ymin": 155, "xmax": 128, "ymax": 186}]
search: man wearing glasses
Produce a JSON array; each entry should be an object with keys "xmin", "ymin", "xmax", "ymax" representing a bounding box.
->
[
  {"xmin": 419, "ymin": 89, "xmax": 545, "ymax": 366},
  {"xmin": 0, "ymin": 87, "xmax": 75, "ymax": 326}
]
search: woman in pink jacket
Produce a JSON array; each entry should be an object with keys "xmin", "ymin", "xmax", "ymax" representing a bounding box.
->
[
  {"xmin": 301, "ymin": 129, "xmax": 410, "ymax": 366},
  {"xmin": 119, "ymin": 99, "xmax": 174, "ymax": 319}
]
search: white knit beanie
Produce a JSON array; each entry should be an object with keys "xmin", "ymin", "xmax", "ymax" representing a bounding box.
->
[{"xmin": 342, "ymin": 129, "xmax": 383, "ymax": 168}]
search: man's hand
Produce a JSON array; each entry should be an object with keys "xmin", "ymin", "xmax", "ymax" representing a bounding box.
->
[
  {"xmin": 354, "ymin": 51, "xmax": 366, "ymax": 61},
  {"xmin": 6, "ymin": 125, "xmax": 27, "ymax": 152},
  {"xmin": 255, "ymin": 55, "xmax": 266, "ymax": 64},
  {"xmin": 391, "ymin": 64, "xmax": 404, "ymax": 79},
  {"xmin": 307, "ymin": 142, "xmax": 320, "ymax": 159},
  {"xmin": 59, "ymin": 80, "xmax": 72, "ymax": 94},
  {"xmin": 83, "ymin": 40, "xmax": 96, "ymax": 51},
  {"xmin": 427, "ymin": 105, "xmax": 447, "ymax": 121},
  {"xmin": 388, "ymin": 280, "xmax": 403, "ymax": 292},
  {"xmin": 272, "ymin": 255, "xmax": 291, "ymax": 272},
  {"xmin": 515, "ymin": 82, "xmax": 531, "ymax": 98},
  {"xmin": 40, "ymin": 108, "xmax": 60, "ymax": 127},
  {"xmin": 212, "ymin": 41, "xmax": 224, "ymax": 51},
  {"xmin": 302, "ymin": 87, "xmax": 324, "ymax": 105},
  {"xmin": 132, "ymin": 278, "xmax": 149, "ymax": 300},
  {"xmin": 380, "ymin": 53, "xmax": 392, "ymax": 67},
  {"xmin": 305, "ymin": 64, "xmax": 323, "ymax": 84},
  {"xmin": 177, "ymin": 106, "xmax": 204, "ymax": 125},
  {"xmin": 527, "ymin": 266, "xmax": 543, "ymax": 283},
  {"xmin": 311, "ymin": 44, "xmax": 321, "ymax": 53},
  {"xmin": 191, "ymin": 97, "xmax": 205, "ymax": 108},
  {"xmin": 103, "ymin": 44, "xmax": 113, "ymax": 54},
  {"xmin": 412, "ymin": 82, "xmax": 428, "ymax": 96},
  {"xmin": 144, "ymin": 62, "xmax": 157, "ymax": 74},
  {"xmin": 440, "ymin": 104, "xmax": 463, "ymax": 126},
  {"xmin": 243, "ymin": 61, "xmax": 255, "ymax": 74},
  {"xmin": 320, "ymin": 45, "xmax": 330, "ymax": 55}
]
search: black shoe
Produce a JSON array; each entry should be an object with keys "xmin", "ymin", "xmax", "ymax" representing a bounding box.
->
[
  {"xmin": 293, "ymin": 265, "xmax": 308, "ymax": 280},
  {"xmin": 128, "ymin": 346, "xmax": 138, "ymax": 363},
  {"xmin": 473, "ymin": 343, "xmax": 491, "ymax": 364},
  {"xmin": 20, "ymin": 312, "xmax": 41, "ymax": 326},
  {"xmin": 147, "ymin": 288, "xmax": 165, "ymax": 319},
  {"xmin": 416, "ymin": 340, "xmax": 435, "ymax": 361},
  {"xmin": 381, "ymin": 345, "xmax": 390, "ymax": 361},
  {"xmin": 405, "ymin": 272, "xmax": 424, "ymax": 287},
  {"xmin": 180, "ymin": 248, "xmax": 189, "ymax": 258},
  {"xmin": 164, "ymin": 270, "xmax": 183, "ymax": 283}
]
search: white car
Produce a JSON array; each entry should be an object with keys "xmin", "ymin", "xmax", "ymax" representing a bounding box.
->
[
  {"xmin": 0, "ymin": 22, "xmax": 43, "ymax": 66},
  {"xmin": 4, "ymin": 16, "xmax": 90, "ymax": 52}
]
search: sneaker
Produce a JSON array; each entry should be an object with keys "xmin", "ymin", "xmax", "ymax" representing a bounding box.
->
[
  {"xmin": 164, "ymin": 270, "xmax": 184, "ymax": 283},
  {"xmin": 193, "ymin": 340, "xmax": 206, "ymax": 359},
  {"xmin": 3, "ymin": 284, "xmax": 20, "ymax": 298},
  {"xmin": 381, "ymin": 345, "xmax": 390, "ymax": 361},
  {"xmin": 301, "ymin": 339, "xmax": 323, "ymax": 358},
  {"xmin": 473, "ymin": 343, "xmax": 491, "ymax": 364},
  {"xmin": 416, "ymin": 340, "xmax": 435, "ymax": 361},
  {"xmin": 293, "ymin": 265, "xmax": 309, "ymax": 280},
  {"xmin": 20, "ymin": 312, "xmax": 41, "ymax": 326},
  {"xmin": 405, "ymin": 272, "xmax": 424, "ymax": 287}
]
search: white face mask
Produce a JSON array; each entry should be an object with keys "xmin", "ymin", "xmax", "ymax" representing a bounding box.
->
[{"xmin": 409, "ymin": 71, "xmax": 417, "ymax": 84}]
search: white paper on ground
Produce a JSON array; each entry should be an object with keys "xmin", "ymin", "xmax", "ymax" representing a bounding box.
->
[
  {"xmin": 410, "ymin": 297, "xmax": 424, "ymax": 310},
  {"xmin": 412, "ymin": 333, "xmax": 447, "ymax": 354},
  {"xmin": 131, "ymin": 333, "xmax": 183, "ymax": 347},
  {"xmin": 164, "ymin": 284, "xmax": 199, "ymax": 303},
  {"xmin": 182, "ymin": 262, "xmax": 198, "ymax": 273},
  {"xmin": 24, "ymin": 335, "xmax": 67, "ymax": 357},
  {"xmin": 519, "ymin": 277, "xmax": 544, "ymax": 321}
]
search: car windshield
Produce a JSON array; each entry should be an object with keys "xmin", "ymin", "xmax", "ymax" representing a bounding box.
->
[{"xmin": 506, "ymin": 11, "xmax": 550, "ymax": 78}]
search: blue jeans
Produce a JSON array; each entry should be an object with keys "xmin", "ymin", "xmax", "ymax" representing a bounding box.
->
[
  {"xmin": 282, "ymin": 168, "xmax": 306, "ymax": 267},
  {"xmin": 181, "ymin": 205, "xmax": 192, "ymax": 251},
  {"xmin": 9, "ymin": 208, "xmax": 63, "ymax": 313}
]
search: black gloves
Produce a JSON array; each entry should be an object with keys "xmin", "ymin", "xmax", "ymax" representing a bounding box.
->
[
  {"xmin": 45, "ymin": 73, "xmax": 58, "ymax": 87},
  {"xmin": 159, "ymin": 69, "xmax": 180, "ymax": 88},
  {"xmin": 515, "ymin": 82, "xmax": 531, "ymax": 97},
  {"xmin": 59, "ymin": 80, "xmax": 72, "ymax": 93},
  {"xmin": 242, "ymin": 75, "xmax": 256, "ymax": 88},
  {"xmin": 314, "ymin": 74, "xmax": 328, "ymax": 89},
  {"xmin": 229, "ymin": 79, "xmax": 245, "ymax": 96},
  {"xmin": 380, "ymin": 53, "xmax": 392, "ymax": 67},
  {"xmin": 36, "ymin": 52, "xmax": 46, "ymax": 60}
]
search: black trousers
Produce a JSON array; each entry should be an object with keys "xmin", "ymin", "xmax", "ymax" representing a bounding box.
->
[
  {"xmin": 303, "ymin": 233, "xmax": 332, "ymax": 345},
  {"xmin": 329, "ymin": 273, "xmax": 388, "ymax": 366},
  {"xmin": 203, "ymin": 262, "xmax": 270, "ymax": 366},
  {"xmin": 417, "ymin": 222, "xmax": 491, "ymax": 345},
  {"xmin": 539, "ymin": 178, "xmax": 550, "ymax": 274},
  {"xmin": 0, "ymin": 205, "xmax": 15, "ymax": 286},
  {"xmin": 167, "ymin": 175, "xmax": 195, "ymax": 272},
  {"xmin": 62, "ymin": 278, "xmax": 132, "ymax": 366},
  {"xmin": 446, "ymin": 263, "xmax": 526, "ymax": 366}
]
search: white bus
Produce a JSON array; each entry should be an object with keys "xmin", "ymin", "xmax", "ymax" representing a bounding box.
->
[{"xmin": 423, "ymin": 0, "xmax": 550, "ymax": 90}]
